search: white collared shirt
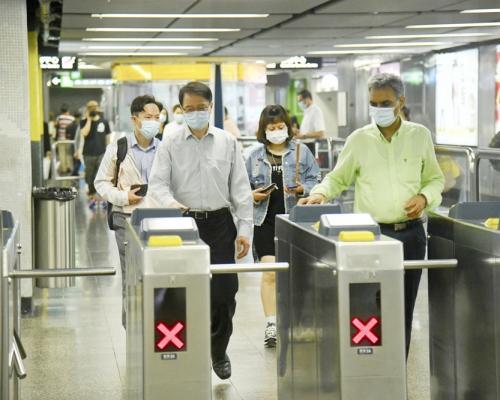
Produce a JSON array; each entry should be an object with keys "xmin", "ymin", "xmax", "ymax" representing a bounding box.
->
[
  {"xmin": 300, "ymin": 103, "xmax": 326, "ymax": 135},
  {"xmin": 148, "ymin": 124, "xmax": 253, "ymax": 238}
]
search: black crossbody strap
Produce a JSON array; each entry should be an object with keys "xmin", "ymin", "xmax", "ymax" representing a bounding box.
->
[{"xmin": 114, "ymin": 137, "xmax": 128, "ymax": 187}]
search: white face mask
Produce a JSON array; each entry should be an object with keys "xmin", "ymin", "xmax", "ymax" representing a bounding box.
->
[
  {"xmin": 266, "ymin": 129, "xmax": 288, "ymax": 144},
  {"xmin": 369, "ymin": 103, "xmax": 400, "ymax": 128},
  {"xmin": 159, "ymin": 114, "xmax": 167, "ymax": 123},
  {"xmin": 135, "ymin": 119, "xmax": 160, "ymax": 139}
]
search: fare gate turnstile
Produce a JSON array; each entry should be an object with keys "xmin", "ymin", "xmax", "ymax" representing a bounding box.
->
[
  {"xmin": 125, "ymin": 209, "xmax": 288, "ymax": 400},
  {"xmin": 275, "ymin": 206, "xmax": 456, "ymax": 400},
  {"xmin": 428, "ymin": 202, "xmax": 500, "ymax": 399}
]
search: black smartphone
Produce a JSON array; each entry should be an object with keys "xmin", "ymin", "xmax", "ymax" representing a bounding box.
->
[
  {"xmin": 182, "ymin": 208, "xmax": 191, "ymax": 216},
  {"xmin": 286, "ymin": 184, "xmax": 299, "ymax": 190},
  {"xmin": 261, "ymin": 183, "xmax": 278, "ymax": 194},
  {"xmin": 131, "ymin": 184, "xmax": 148, "ymax": 197}
]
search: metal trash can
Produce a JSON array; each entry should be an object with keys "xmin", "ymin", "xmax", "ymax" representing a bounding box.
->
[{"xmin": 32, "ymin": 187, "xmax": 77, "ymax": 288}]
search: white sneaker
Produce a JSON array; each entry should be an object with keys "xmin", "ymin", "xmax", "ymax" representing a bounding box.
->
[{"xmin": 264, "ymin": 322, "xmax": 277, "ymax": 347}]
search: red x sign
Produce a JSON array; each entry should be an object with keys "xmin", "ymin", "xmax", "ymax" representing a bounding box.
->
[
  {"xmin": 351, "ymin": 317, "xmax": 379, "ymax": 344},
  {"xmin": 156, "ymin": 322, "xmax": 185, "ymax": 350}
]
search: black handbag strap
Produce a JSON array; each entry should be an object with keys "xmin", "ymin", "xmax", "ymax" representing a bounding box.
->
[{"xmin": 114, "ymin": 137, "xmax": 128, "ymax": 187}]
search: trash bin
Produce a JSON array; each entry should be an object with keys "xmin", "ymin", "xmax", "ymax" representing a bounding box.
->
[{"xmin": 32, "ymin": 187, "xmax": 78, "ymax": 288}]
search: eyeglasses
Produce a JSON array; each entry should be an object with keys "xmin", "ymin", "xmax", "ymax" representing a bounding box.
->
[{"xmin": 183, "ymin": 105, "xmax": 210, "ymax": 114}]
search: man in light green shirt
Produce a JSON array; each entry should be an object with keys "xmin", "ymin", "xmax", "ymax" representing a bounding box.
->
[{"xmin": 300, "ymin": 73, "xmax": 444, "ymax": 358}]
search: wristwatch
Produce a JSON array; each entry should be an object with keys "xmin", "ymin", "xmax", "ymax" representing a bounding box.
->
[
  {"xmin": 302, "ymin": 134, "xmax": 307, "ymax": 139},
  {"xmin": 419, "ymin": 193, "xmax": 428, "ymax": 207}
]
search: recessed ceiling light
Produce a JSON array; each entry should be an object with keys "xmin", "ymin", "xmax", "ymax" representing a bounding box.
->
[
  {"xmin": 335, "ymin": 42, "xmax": 449, "ymax": 47},
  {"xmin": 461, "ymin": 9, "xmax": 500, "ymax": 13},
  {"xmin": 366, "ymin": 33, "xmax": 491, "ymax": 39},
  {"xmin": 82, "ymin": 38, "xmax": 219, "ymax": 42},
  {"xmin": 407, "ymin": 22, "xmax": 500, "ymax": 28},
  {"xmin": 86, "ymin": 45, "xmax": 202, "ymax": 50},
  {"xmin": 308, "ymin": 49, "xmax": 414, "ymax": 55},
  {"xmin": 91, "ymin": 13, "xmax": 269, "ymax": 18},
  {"xmin": 79, "ymin": 52, "xmax": 188, "ymax": 56},
  {"xmin": 86, "ymin": 28, "xmax": 240, "ymax": 32}
]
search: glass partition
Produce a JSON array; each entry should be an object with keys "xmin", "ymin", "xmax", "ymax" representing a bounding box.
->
[{"xmin": 476, "ymin": 149, "xmax": 500, "ymax": 203}]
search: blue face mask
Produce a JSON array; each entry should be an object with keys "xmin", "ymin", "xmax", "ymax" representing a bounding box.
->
[
  {"xmin": 184, "ymin": 110, "xmax": 210, "ymax": 131},
  {"xmin": 135, "ymin": 119, "xmax": 160, "ymax": 139},
  {"xmin": 369, "ymin": 103, "xmax": 400, "ymax": 128},
  {"xmin": 298, "ymin": 101, "xmax": 307, "ymax": 110}
]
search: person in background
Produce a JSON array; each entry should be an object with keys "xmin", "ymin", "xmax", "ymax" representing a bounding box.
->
[
  {"xmin": 65, "ymin": 111, "xmax": 82, "ymax": 177},
  {"xmin": 156, "ymin": 105, "xmax": 168, "ymax": 140},
  {"xmin": 149, "ymin": 81, "xmax": 253, "ymax": 380},
  {"xmin": 55, "ymin": 104, "xmax": 74, "ymax": 174},
  {"xmin": 224, "ymin": 106, "xmax": 241, "ymax": 137},
  {"xmin": 299, "ymin": 73, "xmax": 444, "ymax": 359},
  {"xmin": 293, "ymin": 89, "xmax": 325, "ymax": 154},
  {"xmin": 245, "ymin": 105, "xmax": 320, "ymax": 347},
  {"xmin": 162, "ymin": 104, "xmax": 185, "ymax": 137},
  {"xmin": 287, "ymin": 109, "xmax": 299, "ymax": 131},
  {"xmin": 48, "ymin": 111, "xmax": 57, "ymax": 141},
  {"xmin": 80, "ymin": 100, "xmax": 111, "ymax": 209},
  {"xmin": 95, "ymin": 94, "xmax": 161, "ymax": 329},
  {"xmin": 401, "ymin": 105, "xmax": 411, "ymax": 121}
]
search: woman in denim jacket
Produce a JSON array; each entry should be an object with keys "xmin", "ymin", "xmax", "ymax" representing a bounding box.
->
[{"xmin": 245, "ymin": 105, "xmax": 321, "ymax": 347}]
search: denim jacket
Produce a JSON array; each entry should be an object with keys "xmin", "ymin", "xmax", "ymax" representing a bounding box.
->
[{"xmin": 245, "ymin": 140, "xmax": 321, "ymax": 225}]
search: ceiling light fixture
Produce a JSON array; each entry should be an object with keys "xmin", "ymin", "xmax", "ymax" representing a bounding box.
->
[
  {"xmin": 335, "ymin": 42, "xmax": 449, "ymax": 47},
  {"xmin": 407, "ymin": 22, "xmax": 500, "ymax": 28},
  {"xmin": 308, "ymin": 49, "xmax": 414, "ymax": 55},
  {"xmin": 86, "ymin": 28, "xmax": 240, "ymax": 32},
  {"xmin": 366, "ymin": 33, "xmax": 491, "ymax": 39},
  {"xmin": 79, "ymin": 52, "xmax": 188, "ymax": 56},
  {"xmin": 91, "ymin": 13, "xmax": 269, "ymax": 18},
  {"xmin": 461, "ymin": 9, "xmax": 500, "ymax": 13},
  {"xmin": 86, "ymin": 45, "xmax": 202, "ymax": 50},
  {"xmin": 82, "ymin": 38, "xmax": 219, "ymax": 42}
]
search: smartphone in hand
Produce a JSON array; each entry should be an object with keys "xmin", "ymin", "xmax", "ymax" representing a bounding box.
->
[
  {"xmin": 261, "ymin": 183, "xmax": 278, "ymax": 194},
  {"xmin": 286, "ymin": 184, "xmax": 299, "ymax": 190},
  {"xmin": 131, "ymin": 184, "xmax": 148, "ymax": 197}
]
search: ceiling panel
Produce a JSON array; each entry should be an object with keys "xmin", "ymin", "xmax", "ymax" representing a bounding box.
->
[
  {"xmin": 63, "ymin": 0, "xmax": 195, "ymax": 14},
  {"xmin": 345, "ymin": 27, "xmax": 456, "ymax": 37},
  {"xmin": 211, "ymin": 46, "xmax": 305, "ymax": 57},
  {"xmin": 169, "ymin": 15, "xmax": 292, "ymax": 29},
  {"xmin": 187, "ymin": 0, "xmax": 331, "ymax": 14},
  {"xmin": 155, "ymin": 30, "xmax": 260, "ymax": 40},
  {"xmin": 232, "ymin": 38, "xmax": 335, "ymax": 48},
  {"xmin": 438, "ymin": 0, "xmax": 500, "ymax": 10},
  {"xmin": 281, "ymin": 13, "xmax": 418, "ymax": 29},
  {"xmin": 62, "ymin": 15, "xmax": 176, "ymax": 29},
  {"xmin": 388, "ymin": 12, "xmax": 500, "ymax": 26},
  {"xmin": 317, "ymin": 0, "xmax": 464, "ymax": 13},
  {"xmin": 256, "ymin": 28, "xmax": 366, "ymax": 39}
]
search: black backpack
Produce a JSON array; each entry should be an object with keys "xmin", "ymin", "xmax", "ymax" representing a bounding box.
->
[
  {"xmin": 488, "ymin": 131, "xmax": 500, "ymax": 172},
  {"xmin": 107, "ymin": 137, "xmax": 128, "ymax": 230}
]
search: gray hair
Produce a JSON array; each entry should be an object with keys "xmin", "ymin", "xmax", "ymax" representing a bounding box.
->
[{"xmin": 367, "ymin": 73, "xmax": 405, "ymax": 99}]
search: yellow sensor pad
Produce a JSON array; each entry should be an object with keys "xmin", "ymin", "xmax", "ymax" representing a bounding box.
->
[
  {"xmin": 338, "ymin": 231, "xmax": 375, "ymax": 242},
  {"xmin": 313, "ymin": 221, "xmax": 320, "ymax": 232},
  {"xmin": 148, "ymin": 235, "xmax": 183, "ymax": 247},
  {"xmin": 485, "ymin": 218, "xmax": 499, "ymax": 229}
]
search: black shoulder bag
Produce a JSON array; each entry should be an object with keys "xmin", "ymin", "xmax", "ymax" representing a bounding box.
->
[{"xmin": 107, "ymin": 137, "xmax": 128, "ymax": 230}]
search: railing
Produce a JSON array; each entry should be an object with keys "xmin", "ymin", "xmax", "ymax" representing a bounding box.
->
[{"xmin": 474, "ymin": 148, "xmax": 500, "ymax": 202}]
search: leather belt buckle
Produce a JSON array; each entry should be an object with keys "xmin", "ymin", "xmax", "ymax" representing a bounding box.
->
[
  {"xmin": 394, "ymin": 222, "xmax": 407, "ymax": 231},
  {"xmin": 194, "ymin": 211, "xmax": 208, "ymax": 219}
]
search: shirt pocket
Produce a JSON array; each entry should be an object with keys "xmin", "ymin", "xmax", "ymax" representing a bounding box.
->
[
  {"xmin": 402, "ymin": 157, "xmax": 422, "ymax": 184},
  {"xmin": 209, "ymin": 159, "xmax": 232, "ymax": 185},
  {"xmin": 249, "ymin": 174, "xmax": 266, "ymax": 190}
]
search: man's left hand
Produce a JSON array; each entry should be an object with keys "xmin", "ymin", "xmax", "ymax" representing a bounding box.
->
[
  {"xmin": 404, "ymin": 194, "xmax": 426, "ymax": 219},
  {"xmin": 236, "ymin": 236, "xmax": 250, "ymax": 259}
]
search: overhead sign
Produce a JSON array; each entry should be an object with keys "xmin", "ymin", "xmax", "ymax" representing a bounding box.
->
[
  {"xmin": 39, "ymin": 56, "xmax": 78, "ymax": 71},
  {"xmin": 267, "ymin": 56, "xmax": 322, "ymax": 70}
]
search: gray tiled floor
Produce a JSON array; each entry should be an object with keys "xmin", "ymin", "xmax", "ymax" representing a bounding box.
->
[{"xmin": 20, "ymin": 187, "xmax": 431, "ymax": 399}]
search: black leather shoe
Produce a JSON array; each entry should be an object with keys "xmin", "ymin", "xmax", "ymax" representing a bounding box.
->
[{"xmin": 212, "ymin": 353, "xmax": 231, "ymax": 380}]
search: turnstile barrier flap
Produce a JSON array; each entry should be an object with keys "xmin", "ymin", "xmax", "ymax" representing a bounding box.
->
[
  {"xmin": 130, "ymin": 208, "xmax": 182, "ymax": 227},
  {"xmin": 319, "ymin": 213, "xmax": 381, "ymax": 237},
  {"xmin": 140, "ymin": 217, "xmax": 199, "ymax": 241},
  {"xmin": 448, "ymin": 201, "xmax": 500, "ymax": 220},
  {"xmin": 288, "ymin": 204, "xmax": 341, "ymax": 222}
]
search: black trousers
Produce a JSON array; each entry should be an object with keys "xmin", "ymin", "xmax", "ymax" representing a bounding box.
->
[
  {"xmin": 380, "ymin": 224, "xmax": 426, "ymax": 359},
  {"xmin": 194, "ymin": 211, "xmax": 238, "ymax": 361}
]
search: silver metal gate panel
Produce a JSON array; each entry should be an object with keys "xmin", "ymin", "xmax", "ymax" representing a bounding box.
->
[
  {"xmin": 276, "ymin": 215, "xmax": 407, "ymax": 400},
  {"xmin": 125, "ymin": 218, "xmax": 211, "ymax": 400},
  {"xmin": 428, "ymin": 210, "xmax": 500, "ymax": 399}
]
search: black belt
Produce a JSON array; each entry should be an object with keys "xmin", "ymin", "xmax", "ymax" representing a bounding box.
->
[
  {"xmin": 378, "ymin": 217, "xmax": 426, "ymax": 232},
  {"xmin": 184, "ymin": 208, "xmax": 230, "ymax": 220}
]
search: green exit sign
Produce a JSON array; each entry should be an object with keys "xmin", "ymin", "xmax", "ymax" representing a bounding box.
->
[
  {"xmin": 70, "ymin": 71, "xmax": 82, "ymax": 80},
  {"xmin": 60, "ymin": 75, "xmax": 74, "ymax": 88}
]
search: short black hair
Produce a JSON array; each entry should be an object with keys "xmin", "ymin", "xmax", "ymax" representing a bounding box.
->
[
  {"xmin": 256, "ymin": 105, "xmax": 293, "ymax": 145},
  {"xmin": 130, "ymin": 94, "xmax": 162, "ymax": 117},
  {"xmin": 73, "ymin": 111, "xmax": 82, "ymax": 119},
  {"xmin": 61, "ymin": 104, "xmax": 69, "ymax": 113},
  {"xmin": 178, "ymin": 81, "xmax": 212, "ymax": 106},
  {"xmin": 298, "ymin": 90, "xmax": 312, "ymax": 100}
]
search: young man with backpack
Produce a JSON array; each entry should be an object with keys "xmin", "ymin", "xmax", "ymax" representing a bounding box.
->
[{"xmin": 95, "ymin": 94, "xmax": 161, "ymax": 328}]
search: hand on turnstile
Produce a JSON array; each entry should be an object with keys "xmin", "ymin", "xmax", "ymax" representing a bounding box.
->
[{"xmin": 298, "ymin": 193, "xmax": 325, "ymax": 205}]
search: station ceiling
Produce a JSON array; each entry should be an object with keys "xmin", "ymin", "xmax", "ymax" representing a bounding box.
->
[{"xmin": 59, "ymin": 0, "xmax": 500, "ymax": 66}]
